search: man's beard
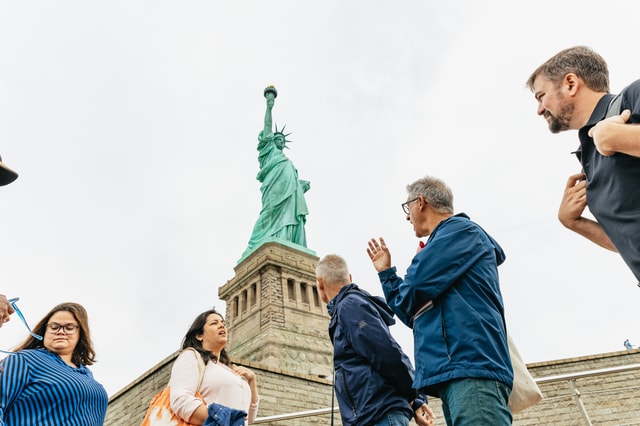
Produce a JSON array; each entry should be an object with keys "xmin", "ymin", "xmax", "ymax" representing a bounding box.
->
[{"xmin": 547, "ymin": 98, "xmax": 574, "ymax": 134}]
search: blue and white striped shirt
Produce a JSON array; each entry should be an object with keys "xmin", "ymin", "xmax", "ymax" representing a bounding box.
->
[{"xmin": 0, "ymin": 348, "xmax": 108, "ymax": 425}]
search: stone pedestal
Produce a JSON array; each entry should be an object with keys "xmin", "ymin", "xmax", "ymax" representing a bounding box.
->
[{"xmin": 218, "ymin": 242, "xmax": 332, "ymax": 378}]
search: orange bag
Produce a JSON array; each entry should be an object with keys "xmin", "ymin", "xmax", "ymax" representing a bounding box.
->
[{"xmin": 141, "ymin": 348, "xmax": 206, "ymax": 426}]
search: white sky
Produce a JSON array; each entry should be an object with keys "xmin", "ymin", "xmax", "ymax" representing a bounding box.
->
[{"xmin": 1, "ymin": 1, "xmax": 639, "ymax": 397}]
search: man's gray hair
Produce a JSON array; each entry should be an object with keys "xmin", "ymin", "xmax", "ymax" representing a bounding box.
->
[
  {"xmin": 316, "ymin": 254, "xmax": 350, "ymax": 285},
  {"xmin": 407, "ymin": 176, "xmax": 454, "ymax": 214}
]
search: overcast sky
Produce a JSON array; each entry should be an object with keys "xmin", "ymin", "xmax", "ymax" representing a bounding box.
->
[{"xmin": 1, "ymin": 1, "xmax": 639, "ymax": 398}]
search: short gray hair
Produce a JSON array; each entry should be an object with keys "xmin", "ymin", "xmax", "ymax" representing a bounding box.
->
[
  {"xmin": 407, "ymin": 175, "xmax": 454, "ymax": 214},
  {"xmin": 316, "ymin": 254, "xmax": 350, "ymax": 285},
  {"xmin": 526, "ymin": 46, "xmax": 609, "ymax": 93}
]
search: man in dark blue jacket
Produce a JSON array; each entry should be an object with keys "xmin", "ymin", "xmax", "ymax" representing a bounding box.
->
[
  {"xmin": 316, "ymin": 254, "xmax": 434, "ymax": 426},
  {"xmin": 367, "ymin": 175, "xmax": 513, "ymax": 426}
]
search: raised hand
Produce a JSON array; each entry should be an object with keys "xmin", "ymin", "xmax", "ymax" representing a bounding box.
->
[{"xmin": 367, "ymin": 237, "xmax": 392, "ymax": 272}]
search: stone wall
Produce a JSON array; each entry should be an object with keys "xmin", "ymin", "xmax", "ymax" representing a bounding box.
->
[
  {"xmin": 104, "ymin": 353, "xmax": 334, "ymax": 426},
  {"xmin": 104, "ymin": 350, "xmax": 178, "ymax": 426},
  {"xmin": 106, "ymin": 348, "xmax": 640, "ymax": 425},
  {"xmin": 512, "ymin": 348, "xmax": 640, "ymax": 426},
  {"xmin": 406, "ymin": 348, "xmax": 640, "ymax": 426}
]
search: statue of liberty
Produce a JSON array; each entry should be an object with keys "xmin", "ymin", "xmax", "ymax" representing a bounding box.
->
[{"xmin": 241, "ymin": 86, "xmax": 310, "ymax": 259}]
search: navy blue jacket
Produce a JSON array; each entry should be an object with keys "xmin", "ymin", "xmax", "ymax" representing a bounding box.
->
[
  {"xmin": 379, "ymin": 213, "xmax": 513, "ymax": 394},
  {"xmin": 203, "ymin": 402, "xmax": 246, "ymax": 426},
  {"xmin": 328, "ymin": 283, "xmax": 421, "ymax": 426}
]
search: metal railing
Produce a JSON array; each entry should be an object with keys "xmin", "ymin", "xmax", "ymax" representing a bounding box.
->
[
  {"xmin": 252, "ymin": 363, "xmax": 640, "ymax": 424},
  {"xmin": 253, "ymin": 407, "xmax": 336, "ymax": 424}
]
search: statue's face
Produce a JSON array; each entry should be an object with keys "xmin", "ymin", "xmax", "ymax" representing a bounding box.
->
[{"xmin": 274, "ymin": 134, "xmax": 285, "ymax": 149}]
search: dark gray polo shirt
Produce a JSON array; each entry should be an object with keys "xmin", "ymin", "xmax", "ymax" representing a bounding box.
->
[{"xmin": 575, "ymin": 79, "xmax": 640, "ymax": 284}]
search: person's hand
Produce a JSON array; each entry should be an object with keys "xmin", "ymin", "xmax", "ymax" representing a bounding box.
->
[
  {"xmin": 558, "ymin": 173, "xmax": 588, "ymax": 229},
  {"xmin": 413, "ymin": 403, "xmax": 435, "ymax": 426},
  {"xmin": 232, "ymin": 364, "xmax": 256, "ymax": 384},
  {"xmin": 367, "ymin": 237, "xmax": 392, "ymax": 272},
  {"xmin": 588, "ymin": 109, "xmax": 631, "ymax": 156},
  {"xmin": 0, "ymin": 295, "xmax": 14, "ymax": 327}
]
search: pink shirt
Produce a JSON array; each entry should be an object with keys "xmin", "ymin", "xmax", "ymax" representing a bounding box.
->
[{"xmin": 169, "ymin": 350, "xmax": 259, "ymax": 424}]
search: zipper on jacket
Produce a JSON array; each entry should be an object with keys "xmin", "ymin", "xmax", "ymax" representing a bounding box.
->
[
  {"xmin": 340, "ymin": 369, "xmax": 358, "ymax": 420},
  {"xmin": 441, "ymin": 316, "xmax": 452, "ymax": 361}
]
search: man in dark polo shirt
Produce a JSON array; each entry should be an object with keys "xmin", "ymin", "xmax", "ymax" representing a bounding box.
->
[
  {"xmin": 0, "ymin": 154, "xmax": 18, "ymax": 323},
  {"xmin": 527, "ymin": 46, "xmax": 640, "ymax": 286}
]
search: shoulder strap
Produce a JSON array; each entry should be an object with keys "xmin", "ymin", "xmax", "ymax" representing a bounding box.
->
[
  {"xmin": 606, "ymin": 93, "xmax": 623, "ymax": 118},
  {"xmin": 182, "ymin": 347, "xmax": 206, "ymax": 390}
]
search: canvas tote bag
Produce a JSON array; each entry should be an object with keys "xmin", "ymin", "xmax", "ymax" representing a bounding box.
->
[
  {"xmin": 141, "ymin": 348, "xmax": 207, "ymax": 426},
  {"xmin": 508, "ymin": 333, "xmax": 544, "ymax": 413}
]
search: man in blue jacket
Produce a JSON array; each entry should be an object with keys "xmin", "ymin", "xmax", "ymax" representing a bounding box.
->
[
  {"xmin": 316, "ymin": 254, "xmax": 434, "ymax": 426},
  {"xmin": 367, "ymin": 175, "xmax": 513, "ymax": 426}
]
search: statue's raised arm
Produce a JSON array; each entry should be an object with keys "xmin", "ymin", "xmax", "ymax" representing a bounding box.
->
[
  {"xmin": 263, "ymin": 85, "xmax": 276, "ymax": 137},
  {"xmin": 240, "ymin": 86, "xmax": 311, "ymax": 260}
]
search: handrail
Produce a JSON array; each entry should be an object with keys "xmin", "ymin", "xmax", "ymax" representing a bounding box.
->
[
  {"xmin": 534, "ymin": 363, "xmax": 640, "ymax": 384},
  {"xmin": 252, "ymin": 362, "xmax": 640, "ymax": 424},
  {"xmin": 252, "ymin": 407, "xmax": 336, "ymax": 424}
]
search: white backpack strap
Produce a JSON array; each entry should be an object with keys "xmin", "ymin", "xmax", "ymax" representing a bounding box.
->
[{"xmin": 182, "ymin": 347, "xmax": 207, "ymax": 390}]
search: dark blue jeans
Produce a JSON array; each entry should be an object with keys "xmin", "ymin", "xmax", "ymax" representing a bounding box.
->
[
  {"xmin": 438, "ymin": 378, "xmax": 512, "ymax": 425},
  {"xmin": 373, "ymin": 409, "xmax": 411, "ymax": 426}
]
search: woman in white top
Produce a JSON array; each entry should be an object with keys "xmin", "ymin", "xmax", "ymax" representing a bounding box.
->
[{"xmin": 169, "ymin": 308, "xmax": 260, "ymax": 424}]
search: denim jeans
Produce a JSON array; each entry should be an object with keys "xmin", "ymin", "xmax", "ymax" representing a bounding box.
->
[
  {"xmin": 438, "ymin": 378, "xmax": 512, "ymax": 426},
  {"xmin": 372, "ymin": 409, "xmax": 411, "ymax": 426}
]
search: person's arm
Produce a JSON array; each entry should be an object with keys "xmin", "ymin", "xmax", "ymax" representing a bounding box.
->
[
  {"xmin": 231, "ymin": 365, "xmax": 258, "ymax": 404},
  {"xmin": 370, "ymin": 224, "xmax": 487, "ymax": 321},
  {"xmin": 343, "ymin": 296, "xmax": 434, "ymax": 425},
  {"xmin": 0, "ymin": 353, "xmax": 29, "ymax": 422},
  {"xmin": 341, "ymin": 295, "xmax": 415, "ymax": 398},
  {"xmin": 263, "ymin": 94, "xmax": 274, "ymax": 136},
  {"xmin": 558, "ymin": 173, "xmax": 617, "ymax": 251},
  {"xmin": 169, "ymin": 351, "xmax": 208, "ymax": 425},
  {"xmin": 0, "ymin": 295, "xmax": 14, "ymax": 326},
  {"xmin": 589, "ymin": 110, "xmax": 640, "ymax": 157},
  {"xmin": 231, "ymin": 364, "xmax": 259, "ymax": 423}
]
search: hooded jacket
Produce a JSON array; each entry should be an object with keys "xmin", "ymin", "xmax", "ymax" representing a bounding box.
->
[
  {"xmin": 327, "ymin": 283, "xmax": 421, "ymax": 426},
  {"xmin": 379, "ymin": 213, "xmax": 514, "ymax": 394}
]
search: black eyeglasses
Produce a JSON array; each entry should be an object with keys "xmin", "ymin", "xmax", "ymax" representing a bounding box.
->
[
  {"xmin": 0, "ymin": 298, "xmax": 44, "ymax": 354},
  {"xmin": 46, "ymin": 323, "xmax": 80, "ymax": 335},
  {"xmin": 401, "ymin": 197, "xmax": 420, "ymax": 215}
]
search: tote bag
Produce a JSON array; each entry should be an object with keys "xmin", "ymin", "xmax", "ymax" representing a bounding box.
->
[
  {"xmin": 141, "ymin": 348, "xmax": 206, "ymax": 426},
  {"xmin": 508, "ymin": 333, "xmax": 544, "ymax": 413}
]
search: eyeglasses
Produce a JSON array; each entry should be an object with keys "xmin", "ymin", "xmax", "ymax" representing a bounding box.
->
[
  {"xmin": 401, "ymin": 197, "xmax": 420, "ymax": 215},
  {"xmin": 46, "ymin": 323, "xmax": 80, "ymax": 335},
  {"xmin": 0, "ymin": 298, "xmax": 44, "ymax": 354}
]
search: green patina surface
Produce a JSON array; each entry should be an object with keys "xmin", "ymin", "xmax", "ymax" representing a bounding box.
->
[{"xmin": 240, "ymin": 86, "xmax": 313, "ymax": 262}]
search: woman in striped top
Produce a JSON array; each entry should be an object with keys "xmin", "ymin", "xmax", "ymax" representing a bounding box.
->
[{"xmin": 0, "ymin": 302, "xmax": 108, "ymax": 425}]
